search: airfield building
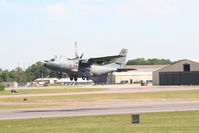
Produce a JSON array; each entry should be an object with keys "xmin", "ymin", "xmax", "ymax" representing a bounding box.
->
[
  {"xmin": 56, "ymin": 78, "xmax": 93, "ymax": 85},
  {"xmin": 153, "ymin": 59, "xmax": 199, "ymax": 86},
  {"xmin": 1, "ymin": 82, "xmax": 18, "ymax": 88},
  {"xmin": 93, "ymin": 65, "xmax": 166, "ymax": 84},
  {"xmin": 34, "ymin": 78, "xmax": 58, "ymax": 84}
]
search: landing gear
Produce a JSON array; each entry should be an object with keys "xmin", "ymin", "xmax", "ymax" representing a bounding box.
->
[
  {"xmin": 70, "ymin": 77, "xmax": 73, "ymax": 81},
  {"xmin": 74, "ymin": 77, "xmax": 78, "ymax": 81},
  {"xmin": 82, "ymin": 77, "xmax": 90, "ymax": 81},
  {"xmin": 70, "ymin": 77, "xmax": 78, "ymax": 81}
]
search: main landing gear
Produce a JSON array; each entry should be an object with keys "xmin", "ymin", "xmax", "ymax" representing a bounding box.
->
[
  {"xmin": 82, "ymin": 77, "xmax": 90, "ymax": 81},
  {"xmin": 69, "ymin": 77, "xmax": 77, "ymax": 81},
  {"xmin": 70, "ymin": 76, "xmax": 90, "ymax": 81}
]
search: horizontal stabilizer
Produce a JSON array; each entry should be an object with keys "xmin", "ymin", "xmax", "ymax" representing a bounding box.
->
[{"xmin": 117, "ymin": 68, "xmax": 136, "ymax": 72}]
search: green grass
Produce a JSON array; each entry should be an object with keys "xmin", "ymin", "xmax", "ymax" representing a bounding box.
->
[
  {"xmin": 0, "ymin": 85, "xmax": 5, "ymax": 91},
  {"xmin": 0, "ymin": 111, "xmax": 199, "ymax": 133},
  {"xmin": 1, "ymin": 90, "xmax": 199, "ymax": 110},
  {"xmin": 1, "ymin": 90, "xmax": 199, "ymax": 103},
  {"xmin": 0, "ymin": 88, "xmax": 105, "ymax": 95}
]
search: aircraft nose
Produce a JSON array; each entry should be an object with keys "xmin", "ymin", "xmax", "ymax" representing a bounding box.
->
[{"xmin": 44, "ymin": 62, "xmax": 56, "ymax": 70}]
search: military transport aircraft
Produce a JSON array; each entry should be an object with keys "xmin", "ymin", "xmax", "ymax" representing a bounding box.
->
[{"xmin": 44, "ymin": 49, "xmax": 128, "ymax": 81}]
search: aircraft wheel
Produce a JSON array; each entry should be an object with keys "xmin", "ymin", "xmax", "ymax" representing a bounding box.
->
[
  {"xmin": 74, "ymin": 77, "xmax": 78, "ymax": 81},
  {"xmin": 86, "ymin": 77, "xmax": 90, "ymax": 81},
  {"xmin": 82, "ymin": 77, "xmax": 85, "ymax": 80},
  {"xmin": 70, "ymin": 77, "xmax": 73, "ymax": 81}
]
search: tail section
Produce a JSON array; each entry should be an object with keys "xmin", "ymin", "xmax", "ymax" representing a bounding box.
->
[{"xmin": 115, "ymin": 49, "xmax": 128, "ymax": 69}]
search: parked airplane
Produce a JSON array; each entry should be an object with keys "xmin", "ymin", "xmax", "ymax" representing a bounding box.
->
[{"xmin": 44, "ymin": 49, "xmax": 128, "ymax": 81}]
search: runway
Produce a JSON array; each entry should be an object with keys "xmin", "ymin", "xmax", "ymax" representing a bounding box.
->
[{"xmin": 1, "ymin": 99, "xmax": 199, "ymax": 120}]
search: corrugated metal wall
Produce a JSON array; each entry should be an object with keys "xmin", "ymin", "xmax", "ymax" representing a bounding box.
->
[
  {"xmin": 92, "ymin": 74, "xmax": 108, "ymax": 84},
  {"xmin": 160, "ymin": 71, "xmax": 199, "ymax": 85}
]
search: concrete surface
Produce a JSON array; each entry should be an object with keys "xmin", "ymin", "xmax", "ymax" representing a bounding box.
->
[{"xmin": 0, "ymin": 99, "xmax": 199, "ymax": 120}]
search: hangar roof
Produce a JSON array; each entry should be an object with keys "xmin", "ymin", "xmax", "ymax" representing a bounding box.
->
[
  {"xmin": 113, "ymin": 65, "xmax": 168, "ymax": 76},
  {"xmin": 123, "ymin": 65, "xmax": 168, "ymax": 72},
  {"xmin": 153, "ymin": 59, "xmax": 199, "ymax": 73}
]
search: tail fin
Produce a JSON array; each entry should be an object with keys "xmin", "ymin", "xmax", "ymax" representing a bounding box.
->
[{"xmin": 115, "ymin": 49, "xmax": 128, "ymax": 69}]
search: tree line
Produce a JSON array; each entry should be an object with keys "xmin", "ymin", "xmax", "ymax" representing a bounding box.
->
[
  {"xmin": 126, "ymin": 58, "xmax": 180, "ymax": 65},
  {"xmin": 0, "ymin": 58, "xmax": 180, "ymax": 82},
  {"xmin": 0, "ymin": 62, "xmax": 61, "ymax": 83}
]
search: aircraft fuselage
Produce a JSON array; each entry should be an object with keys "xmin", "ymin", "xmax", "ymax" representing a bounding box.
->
[
  {"xmin": 44, "ymin": 59, "xmax": 117, "ymax": 79},
  {"xmin": 44, "ymin": 49, "xmax": 128, "ymax": 81}
]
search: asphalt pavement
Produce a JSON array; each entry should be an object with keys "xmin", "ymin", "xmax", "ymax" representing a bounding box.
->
[{"xmin": 0, "ymin": 99, "xmax": 199, "ymax": 120}]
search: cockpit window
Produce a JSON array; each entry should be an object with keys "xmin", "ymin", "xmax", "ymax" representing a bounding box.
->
[{"xmin": 50, "ymin": 58, "xmax": 55, "ymax": 61}]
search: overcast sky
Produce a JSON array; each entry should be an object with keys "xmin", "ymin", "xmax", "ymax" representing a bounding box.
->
[{"xmin": 1, "ymin": 0, "xmax": 199, "ymax": 70}]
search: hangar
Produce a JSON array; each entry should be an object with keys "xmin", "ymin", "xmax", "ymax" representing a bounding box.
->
[{"xmin": 153, "ymin": 59, "xmax": 199, "ymax": 86}]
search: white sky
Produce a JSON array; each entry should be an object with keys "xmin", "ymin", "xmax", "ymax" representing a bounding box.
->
[{"xmin": 0, "ymin": 0, "xmax": 199, "ymax": 70}]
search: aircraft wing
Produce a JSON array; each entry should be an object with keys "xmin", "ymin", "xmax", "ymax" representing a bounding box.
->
[{"xmin": 87, "ymin": 55, "xmax": 124, "ymax": 64}]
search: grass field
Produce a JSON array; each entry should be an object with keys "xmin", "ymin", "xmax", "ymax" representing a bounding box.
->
[
  {"xmin": 0, "ymin": 88, "xmax": 106, "ymax": 95},
  {"xmin": 1, "ymin": 90, "xmax": 199, "ymax": 103},
  {"xmin": 0, "ymin": 90, "xmax": 199, "ymax": 110},
  {"xmin": 0, "ymin": 111, "xmax": 199, "ymax": 133}
]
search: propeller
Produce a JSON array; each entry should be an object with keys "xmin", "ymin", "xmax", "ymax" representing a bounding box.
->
[
  {"xmin": 74, "ymin": 41, "xmax": 84, "ymax": 60},
  {"xmin": 80, "ymin": 53, "xmax": 84, "ymax": 59}
]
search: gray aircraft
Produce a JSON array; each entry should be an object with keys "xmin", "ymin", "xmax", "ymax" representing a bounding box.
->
[{"xmin": 44, "ymin": 49, "xmax": 128, "ymax": 81}]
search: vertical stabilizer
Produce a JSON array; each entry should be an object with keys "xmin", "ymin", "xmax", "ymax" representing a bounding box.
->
[{"xmin": 115, "ymin": 49, "xmax": 128, "ymax": 69}]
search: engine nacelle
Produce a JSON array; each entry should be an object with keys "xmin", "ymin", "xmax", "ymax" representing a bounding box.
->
[{"xmin": 80, "ymin": 59, "xmax": 89, "ymax": 64}]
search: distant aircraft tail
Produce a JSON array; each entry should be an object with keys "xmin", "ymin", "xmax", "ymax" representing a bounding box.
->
[{"xmin": 115, "ymin": 49, "xmax": 128, "ymax": 69}]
